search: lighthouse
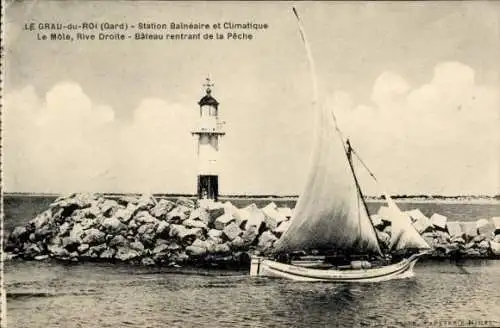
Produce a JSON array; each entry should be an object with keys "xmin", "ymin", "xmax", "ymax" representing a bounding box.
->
[{"xmin": 191, "ymin": 78, "xmax": 225, "ymax": 201}]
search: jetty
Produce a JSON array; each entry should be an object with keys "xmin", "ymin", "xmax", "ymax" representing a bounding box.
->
[{"xmin": 3, "ymin": 193, "xmax": 500, "ymax": 266}]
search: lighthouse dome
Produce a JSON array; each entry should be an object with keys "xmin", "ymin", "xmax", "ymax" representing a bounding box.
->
[{"xmin": 198, "ymin": 88, "xmax": 219, "ymax": 107}]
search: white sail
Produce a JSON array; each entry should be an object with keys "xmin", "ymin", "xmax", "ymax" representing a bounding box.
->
[
  {"xmin": 383, "ymin": 194, "xmax": 431, "ymax": 250},
  {"xmin": 273, "ymin": 104, "xmax": 382, "ymax": 254},
  {"xmin": 273, "ymin": 9, "xmax": 381, "ymax": 255}
]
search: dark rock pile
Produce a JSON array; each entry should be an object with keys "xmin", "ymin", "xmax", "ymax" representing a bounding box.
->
[
  {"xmin": 4, "ymin": 193, "xmax": 500, "ymax": 266},
  {"xmin": 4, "ymin": 193, "xmax": 291, "ymax": 266}
]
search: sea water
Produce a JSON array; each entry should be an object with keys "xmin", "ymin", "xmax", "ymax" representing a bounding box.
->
[
  {"xmin": 4, "ymin": 195, "xmax": 500, "ymax": 327},
  {"xmin": 4, "ymin": 260, "xmax": 500, "ymax": 328}
]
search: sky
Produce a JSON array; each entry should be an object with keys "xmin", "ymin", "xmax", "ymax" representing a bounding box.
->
[{"xmin": 3, "ymin": 1, "xmax": 500, "ymax": 196}]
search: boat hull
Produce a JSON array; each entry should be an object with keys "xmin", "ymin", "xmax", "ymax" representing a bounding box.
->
[{"xmin": 250, "ymin": 251, "xmax": 428, "ymax": 282}]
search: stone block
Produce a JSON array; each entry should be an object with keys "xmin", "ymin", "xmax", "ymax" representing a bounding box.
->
[
  {"xmin": 80, "ymin": 218, "xmax": 97, "ymax": 230},
  {"xmin": 377, "ymin": 206, "xmax": 393, "ymax": 224},
  {"xmin": 231, "ymin": 236, "xmax": 245, "ymax": 248},
  {"xmin": 188, "ymin": 207, "xmax": 210, "ymax": 224},
  {"xmin": 277, "ymin": 207, "xmax": 293, "ymax": 219},
  {"xmin": 446, "ymin": 221, "xmax": 463, "ymax": 238},
  {"xmin": 156, "ymin": 221, "xmax": 169, "ymax": 236},
  {"xmin": 101, "ymin": 217, "xmax": 127, "ymax": 234},
  {"xmin": 238, "ymin": 203, "xmax": 257, "ymax": 222},
  {"xmin": 134, "ymin": 211, "xmax": 158, "ymax": 224},
  {"xmin": 137, "ymin": 223, "xmax": 156, "ymax": 235},
  {"xmin": 461, "ymin": 222, "xmax": 478, "ymax": 240},
  {"xmin": 242, "ymin": 206, "xmax": 265, "ymax": 231},
  {"xmin": 214, "ymin": 213, "xmax": 235, "ymax": 230},
  {"xmin": 128, "ymin": 220, "xmax": 138, "ymax": 230},
  {"xmin": 77, "ymin": 243, "xmax": 90, "ymax": 253},
  {"xmin": 166, "ymin": 205, "xmax": 190, "ymax": 223},
  {"xmin": 169, "ymin": 225, "xmax": 202, "ymax": 241},
  {"xmin": 100, "ymin": 248, "xmax": 115, "ymax": 259},
  {"xmin": 370, "ymin": 214, "xmax": 384, "ymax": 228},
  {"xmin": 176, "ymin": 197, "xmax": 195, "ymax": 209},
  {"xmin": 412, "ymin": 215, "xmax": 433, "ymax": 234},
  {"xmin": 241, "ymin": 226, "xmax": 259, "ymax": 245},
  {"xmin": 182, "ymin": 218, "xmax": 208, "ymax": 230},
  {"xmin": 490, "ymin": 240, "xmax": 500, "ymax": 255},
  {"xmin": 261, "ymin": 203, "xmax": 287, "ymax": 230},
  {"xmin": 476, "ymin": 218, "xmax": 495, "ymax": 236},
  {"xmin": 223, "ymin": 201, "xmax": 244, "ymax": 225},
  {"xmin": 169, "ymin": 224, "xmax": 187, "ymax": 238},
  {"xmin": 376, "ymin": 230, "xmax": 391, "ymax": 246},
  {"xmin": 450, "ymin": 236, "xmax": 465, "ymax": 244},
  {"xmin": 430, "ymin": 213, "xmax": 447, "ymax": 230},
  {"xmin": 11, "ymin": 226, "xmax": 29, "ymax": 242},
  {"xmin": 141, "ymin": 257, "xmax": 155, "ymax": 266},
  {"xmin": 214, "ymin": 243, "xmax": 231, "ymax": 254},
  {"xmin": 167, "ymin": 242, "xmax": 182, "ymax": 251},
  {"xmin": 69, "ymin": 223, "xmax": 85, "ymax": 241},
  {"xmin": 274, "ymin": 220, "xmax": 291, "ymax": 235},
  {"xmin": 223, "ymin": 222, "xmax": 242, "ymax": 241},
  {"xmin": 473, "ymin": 234, "xmax": 486, "ymax": 243},
  {"xmin": 152, "ymin": 244, "xmax": 169, "ymax": 256},
  {"xmin": 208, "ymin": 229, "xmax": 223, "ymax": 239},
  {"xmin": 100, "ymin": 199, "xmax": 119, "ymax": 217},
  {"xmin": 136, "ymin": 194, "xmax": 157, "ymax": 211},
  {"xmin": 491, "ymin": 217, "xmax": 500, "ymax": 234},
  {"xmin": 116, "ymin": 247, "xmax": 140, "ymax": 261},
  {"xmin": 185, "ymin": 245, "xmax": 207, "ymax": 257},
  {"xmin": 48, "ymin": 245, "xmax": 69, "ymax": 258},
  {"xmin": 130, "ymin": 240, "xmax": 145, "ymax": 252},
  {"xmin": 109, "ymin": 235, "xmax": 128, "ymax": 247},
  {"xmin": 150, "ymin": 199, "xmax": 175, "ymax": 218},
  {"xmin": 191, "ymin": 238, "xmax": 210, "ymax": 250},
  {"xmin": 405, "ymin": 209, "xmax": 428, "ymax": 223},
  {"xmin": 32, "ymin": 210, "xmax": 52, "ymax": 230},
  {"xmin": 207, "ymin": 202, "xmax": 225, "ymax": 223},
  {"xmin": 257, "ymin": 231, "xmax": 278, "ymax": 250}
]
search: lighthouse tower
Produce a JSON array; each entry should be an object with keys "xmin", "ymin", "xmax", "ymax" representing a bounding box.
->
[{"xmin": 191, "ymin": 78, "xmax": 225, "ymax": 201}]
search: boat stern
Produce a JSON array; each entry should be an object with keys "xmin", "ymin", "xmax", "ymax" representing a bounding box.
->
[{"xmin": 250, "ymin": 256, "xmax": 264, "ymax": 276}]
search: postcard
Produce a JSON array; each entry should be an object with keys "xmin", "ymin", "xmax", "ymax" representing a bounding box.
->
[{"xmin": 2, "ymin": 1, "xmax": 499, "ymax": 327}]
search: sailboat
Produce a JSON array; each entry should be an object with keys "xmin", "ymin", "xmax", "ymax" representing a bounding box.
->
[{"xmin": 249, "ymin": 8, "xmax": 431, "ymax": 282}]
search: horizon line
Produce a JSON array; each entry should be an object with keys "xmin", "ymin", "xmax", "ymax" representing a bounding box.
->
[{"xmin": 2, "ymin": 192, "xmax": 499, "ymax": 199}]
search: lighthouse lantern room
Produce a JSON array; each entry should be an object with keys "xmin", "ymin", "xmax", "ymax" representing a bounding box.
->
[{"xmin": 191, "ymin": 78, "xmax": 225, "ymax": 201}]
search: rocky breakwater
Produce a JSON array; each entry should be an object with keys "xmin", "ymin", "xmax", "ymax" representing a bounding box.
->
[
  {"xmin": 3, "ymin": 193, "xmax": 292, "ymax": 267},
  {"xmin": 371, "ymin": 207, "xmax": 500, "ymax": 259},
  {"xmin": 4, "ymin": 193, "xmax": 500, "ymax": 266}
]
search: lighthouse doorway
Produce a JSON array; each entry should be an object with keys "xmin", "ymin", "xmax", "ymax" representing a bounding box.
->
[{"xmin": 197, "ymin": 175, "xmax": 219, "ymax": 201}]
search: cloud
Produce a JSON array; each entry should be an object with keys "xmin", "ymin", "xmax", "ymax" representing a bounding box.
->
[
  {"xmin": 118, "ymin": 98, "xmax": 197, "ymax": 193},
  {"xmin": 371, "ymin": 71, "xmax": 411, "ymax": 110},
  {"xmin": 328, "ymin": 61, "xmax": 499, "ymax": 195},
  {"xmin": 3, "ymin": 61, "xmax": 499, "ymax": 195},
  {"xmin": 3, "ymin": 81, "xmax": 197, "ymax": 193}
]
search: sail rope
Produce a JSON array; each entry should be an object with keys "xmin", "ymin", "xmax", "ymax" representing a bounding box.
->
[
  {"xmin": 351, "ymin": 147, "xmax": 379, "ymax": 183},
  {"xmin": 349, "ymin": 141, "xmax": 396, "ymax": 208}
]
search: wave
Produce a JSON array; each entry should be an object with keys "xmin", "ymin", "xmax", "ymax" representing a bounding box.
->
[{"xmin": 7, "ymin": 289, "xmax": 99, "ymax": 299}]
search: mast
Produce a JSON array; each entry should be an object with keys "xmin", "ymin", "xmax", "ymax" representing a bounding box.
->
[
  {"xmin": 345, "ymin": 139, "xmax": 384, "ymax": 254},
  {"xmin": 349, "ymin": 141, "xmax": 431, "ymax": 252}
]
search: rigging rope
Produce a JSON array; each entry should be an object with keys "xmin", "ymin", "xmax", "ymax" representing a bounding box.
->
[{"xmin": 351, "ymin": 146, "xmax": 379, "ymax": 182}]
